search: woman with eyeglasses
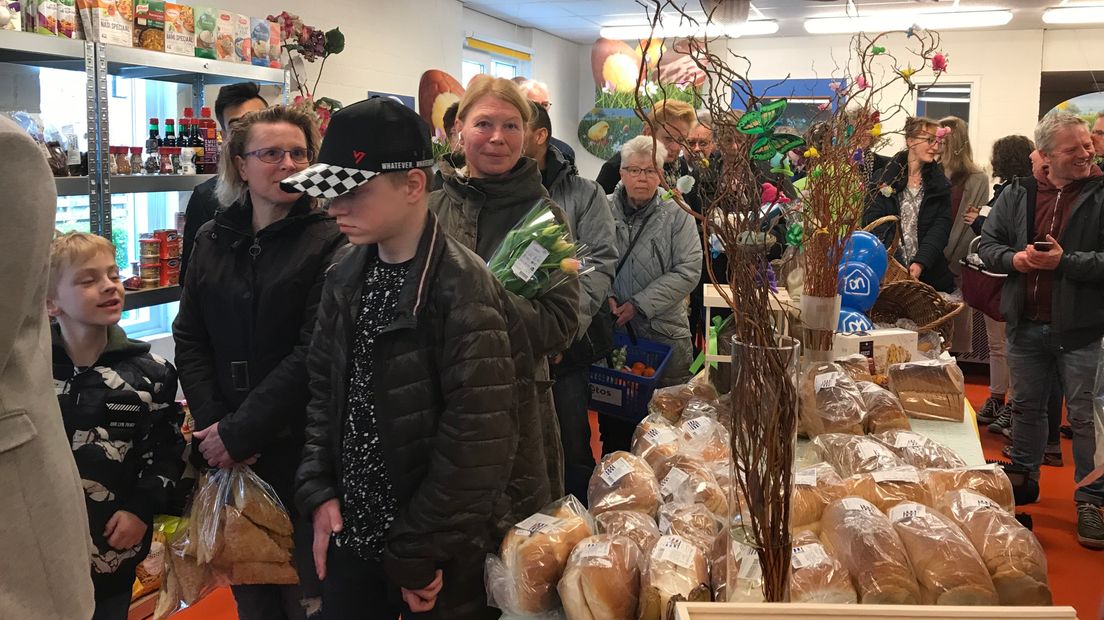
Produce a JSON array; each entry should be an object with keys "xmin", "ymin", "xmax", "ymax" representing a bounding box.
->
[
  {"xmin": 173, "ymin": 105, "xmax": 344, "ymax": 620},
  {"xmin": 862, "ymin": 116, "xmax": 954, "ymax": 293}
]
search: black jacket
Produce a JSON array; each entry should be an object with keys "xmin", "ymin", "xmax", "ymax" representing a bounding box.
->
[
  {"xmin": 296, "ymin": 214, "xmax": 517, "ymax": 614},
  {"xmin": 173, "ymin": 194, "xmax": 344, "ymax": 507},
  {"xmin": 979, "ymin": 176, "xmax": 1104, "ymax": 349},
  {"xmin": 180, "ymin": 176, "xmax": 219, "ymax": 281},
  {"xmin": 53, "ymin": 324, "xmax": 185, "ymax": 598},
  {"xmin": 863, "ymin": 151, "xmax": 954, "ymax": 293}
]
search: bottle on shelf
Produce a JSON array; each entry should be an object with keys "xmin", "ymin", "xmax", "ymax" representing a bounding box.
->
[
  {"xmin": 164, "ymin": 119, "xmax": 176, "ymax": 148},
  {"xmin": 64, "ymin": 125, "xmax": 81, "ymax": 176},
  {"xmin": 149, "ymin": 118, "xmax": 161, "ymax": 147},
  {"xmin": 204, "ymin": 126, "xmax": 218, "ymax": 172}
]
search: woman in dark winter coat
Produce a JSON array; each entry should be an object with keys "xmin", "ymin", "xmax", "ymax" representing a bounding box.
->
[
  {"xmin": 427, "ymin": 75, "xmax": 580, "ymax": 523},
  {"xmin": 862, "ymin": 117, "xmax": 954, "ymax": 293},
  {"xmin": 173, "ymin": 105, "xmax": 345, "ymax": 620}
]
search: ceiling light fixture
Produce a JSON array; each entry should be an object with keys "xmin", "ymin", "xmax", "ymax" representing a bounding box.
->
[
  {"xmin": 803, "ymin": 9, "xmax": 1012, "ymax": 34},
  {"xmin": 1042, "ymin": 5, "xmax": 1104, "ymax": 24},
  {"xmin": 599, "ymin": 19, "xmax": 778, "ymax": 40}
]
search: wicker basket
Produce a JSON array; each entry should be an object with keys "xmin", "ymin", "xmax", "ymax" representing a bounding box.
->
[
  {"xmin": 870, "ymin": 280, "xmax": 967, "ymax": 350},
  {"xmin": 862, "ymin": 215, "xmax": 913, "ymax": 285}
]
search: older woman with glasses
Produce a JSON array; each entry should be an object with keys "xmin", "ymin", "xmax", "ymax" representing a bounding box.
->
[
  {"xmin": 173, "ymin": 105, "xmax": 345, "ymax": 620},
  {"xmin": 862, "ymin": 116, "xmax": 954, "ymax": 293}
]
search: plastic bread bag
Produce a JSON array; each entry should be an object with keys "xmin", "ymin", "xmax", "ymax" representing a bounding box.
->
[
  {"xmin": 710, "ymin": 529, "xmax": 765, "ymax": 603},
  {"xmin": 679, "ymin": 397, "xmax": 729, "ymax": 429},
  {"xmin": 791, "ymin": 462, "xmax": 848, "ymax": 535},
  {"xmin": 800, "ymin": 362, "xmax": 865, "ymax": 438},
  {"xmin": 631, "ymin": 413, "xmax": 682, "ymax": 471},
  {"xmin": 647, "ymin": 385, "xmax": 695, "ymax": 423},
  {"xmin": 588, "ymin": 451, "xmax": 661, "ymax": 518},
  {"xmin": 485, "ymin": 495, "xmax": 594, "ymax": 615},
  {"xmin": 941, "ymin": 490, "xmax": 1052, "ymax": 605},
  {"xmin": 871, "ymin": 429, "xmax": 965, "ymax": 469},
  {"xmin": 637, "ymin": 535, "xmax": 710, "ymax": 620},
  {"xmin": 557, "ymin": 534, "xmax": 643, "ymax": 620},
  {"xmin": 811, "ymin": 433, "xmax": 906, "ymax": 477},
  {"xmin": 653, "ymin": 454, "xmax": 729, "ymax": 518},
  {"xmin": 595, "ymin": 510, "xmax": 662, "ymax": 556},
  {"xmin": 847, "ymin": 467, "xmax": 932, "ymax": 513},
  {"xmin": 887, "ymin": 502, "xmax": 999, "ymax": 605},
  {"xmin": 923, "ymin": 464, "xmax": 1015, "ymax": 514},
  {"xmin": 657, "ymin": 502, "xmax": 723, "ymax": 555},
  {"xmin": 789, "ymin": 530, "xmax": 857, "ymax": 604},
  {"xmin": 154, "ymin": 519, "xmax": 221, "ymax": 620},
  {"xmin": 819, "ymin": 497, "xmax": 922, "ymax": 605},
  {"xmin": 887, "ymin": 356, "xmax": 965, "ymax": 422},
  {"xmin": 855, "ymin": 381, "xmax": 911, "ymax": 434},
  {"xmin": 686, "ymin": 370, "xmax": 721, "ymax": 402},
  {"xmin": 835, "ymin": 353, "xmax": 875, "ymax": 383},
  {"xmin": 677, "ymin": 414, "xmax": 734, "ymax": 498}
]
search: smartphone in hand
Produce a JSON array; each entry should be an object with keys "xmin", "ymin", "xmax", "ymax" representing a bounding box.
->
[{"xmin": 1033, "ymin": 241, "xmax": 1054, "ymax": 252}]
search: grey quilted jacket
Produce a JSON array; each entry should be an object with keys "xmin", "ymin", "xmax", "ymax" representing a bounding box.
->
[{"xmin": 608, "ymin": 184, "xmax": 702, "ymax": 384}]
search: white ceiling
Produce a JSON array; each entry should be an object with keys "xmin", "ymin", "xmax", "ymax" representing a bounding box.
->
[{"xmin": 461, "ymin": 0, "xmax": 1081, "ymax": 43}]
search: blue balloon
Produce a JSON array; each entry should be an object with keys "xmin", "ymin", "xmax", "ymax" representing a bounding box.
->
[
  {"xmin": 838, "ymin": 261, "xmax": 881, "ymax": 312},
  {"xmin": 843, "ymin": 231, "xmax": 889, "ymax": 281},
  {"xmin": 838, "ymin": 307, "xmax": 874, "ymax": 333}
]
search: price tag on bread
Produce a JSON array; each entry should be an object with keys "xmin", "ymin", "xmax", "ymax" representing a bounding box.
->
[
  {"xmin": 659, "ymin": 466, "xmax": 691, "ymax": 496},
  {"xmin": 600, "ymin": 457, "xmax": 635, "ymax": 486},
  {"xmin": 888, "ymin": 503, "xmax": 927, "ymax": 523},
  {"xmin": 814, "ymin": 371, "xmax": 840, "ymax": 392},
  {"xmin": 577, "ymin": 539, "xmax": 612, "ymax": 559},
  {"xmin": 644, "ymin": 425, "xmax": 678, "ymax": 445},
  {"xmin": 734, "ymin": 542, "xmax": 763, "ymax": 580},
  {"xmin": 791, "ymin": 543, "xmax": 830, "ymax": 570},
  {"xmin": 513, "ymin": 513, "xmax": 562, "ymax": 537},
  {"xmin": 841, "ymin": 497, "xmax": 879, "ymax": 516},
  {"xmin": 892, "ymin": 432, "xmax": 925, "ymax": 451},
  {"xmin": 958, "ymin": 490, "xmax": 1001, "ymax": 511},
  {"xmin": 655, "ymin": 536, "xmax": 697, "ymax": 570},
  {"xmin": 873, "ymin": 468, "xmax": 921, "ymax": 483},
  {"xmin": 681, "ymin": 417, "xmax": 711, "ymax": 440},
  {"xmin": 794, "ymin": 468, "xmax": 817, "ymax": 487}
]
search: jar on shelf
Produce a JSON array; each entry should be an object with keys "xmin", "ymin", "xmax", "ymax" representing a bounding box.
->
[
  {"xmin": 169, "ymin": 148, "xmax": 182, "ymax": 175},
  {"xmin": 115, "ymin": 147, "xmax": 131, "ymax": 175},
  {"xmin": 108, "ymin": 147, "xmax": 119, "ymax": 175},
  {"xmin": 179, "ymin": 147, "xmax": 195, "ymax": 175},
  {"xmin": 139, "ymin": 236, "xmax": 161, "ymax": 261},
  {"xmin": 130, "ymin": 147, "xmax": 143, "ymax": 175},
  {"xmin": 145, "ymin": 142, "xmax": 161, "ymax": 175},
  {"xmin": 159, "ymin": 147, "xmax": 173, "ymax": 175}
]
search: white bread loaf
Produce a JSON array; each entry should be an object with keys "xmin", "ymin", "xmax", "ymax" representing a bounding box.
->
[
  {"xmin": 819, "ymin": 497, "xmax": 921, "ymax": 605},
  {"xmin": 637, "ymin": 536, "xmax": 710, "ymax": 620},
  {"xmin": 589, "ymin": 451, "xmax": 661, "ymax": 518},
  {"xmin": 558, "ymin": 534, "xmax": 643, "ymax": 620},
  {"xmin": 595, "ymin": 510, "xmax": 661, "ymax": 556},
  {"xmin": 789, "ymin": 530, "xmax": 856, "ymax": 604}
]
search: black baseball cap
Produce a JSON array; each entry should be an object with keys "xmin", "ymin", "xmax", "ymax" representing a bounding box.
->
[{"xmin": 280, "ymin": 97, "xmax": 434, "ymax": 198}]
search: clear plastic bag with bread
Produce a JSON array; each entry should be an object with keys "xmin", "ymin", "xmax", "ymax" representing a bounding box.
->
[
  {"xmin": 887, "ymin": 501, "xmax": 999, "ymax": 605},
  {"xmin": 596, "ymin": 509, "xmax": 662, "ymax": 556},
  {"xmin": 588, "ymin": 451, "xmax": 661, "ymax": 518},
  {"xmin": 652, "ymin": 454, "xmax": 729, "ymax": 518},
  {"xmin": 638, "ymin": 535, "xmax": 710, "ymax": 620},
  {"xmin": 153, "ymin": 467, "xmax": 296, "ymax": 619},
  {"xmin": 647, "ymin": 376, "xmax": 719, "ymax": 425},
  {"xmin": 676, "ymin": 414, "xmax": 734, "ymax": 501},
  {"xmin": 679, "ymin": 397, "xmax": 730, "ymax": 429},
  {"xmin": 658, "ymin": 502, "xmax": 722, "ymax": 555},
  {"xmin": 557, "ymin": 534, "xmax": 643, "ymax": 620},
  {"xmin": 789, "ymin": 529, "xmax": 857, "ymax": 604},
  {"xmin": 812, "ymin": 433, "xmax": 907, "ymax": 477},
  {"xmin": 819, "ymin": 497, "xmax": 922, "ymax": 604},
  {"xmin": 855, "ymin": 381, "xmax": 912, "ymax": 434},
  {"xmin": 709, "ymin": 529, "xmax": 765, "ymax": 603},
  {"xmin": 485, "ymin": 495, "xmax": 595, "ymax": 616},
  {"xmin": 923, "ymin": 464, "xmax": 1015, "ymax": 514},
  {"xmin": 847, "ymin": 466, "xmax": 932, "ymax": 513},
  {"xmin": 870, "ymin": 429, "xmax": 965, "ymax": 469},
  {"xmin": 800, "ymin": 362, "xmax": 866, "ymax": 437},
  {"xmin": 791, "ymin": 462, "xmax": 848, "ymax": 535},
  {"xmin": 631, "ymin": 413, "xmax": 682, "ymax": 471},
  {"xmin": 835, "ymin": 353, "xmax": 875, "ymax": 383},
  {"xmin": 887, "ymin": 356, "xmax": 965, "ymax": 421},
  {"xmin": 941, "ymin": 489, "xmax": 1052, "ymax": 605}
]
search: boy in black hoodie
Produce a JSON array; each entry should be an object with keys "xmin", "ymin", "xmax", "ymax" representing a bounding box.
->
[{"xmin": 47, "ymin": 232, "xmax": 185, "ymax": 620}]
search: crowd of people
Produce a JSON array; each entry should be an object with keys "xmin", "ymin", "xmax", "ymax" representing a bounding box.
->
[{"xmin": 2, "ymin": 72, "xmax": 1103, "ymax": 620}]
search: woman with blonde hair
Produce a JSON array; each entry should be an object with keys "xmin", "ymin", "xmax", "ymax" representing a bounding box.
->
[
  {"xmin": 174, "ymin": 104, "xmax": 344, "ymax": 620},
  {"xmin": 428, "ymin": 75, "xmax": 580, "ymax": 532},
  {"xmin": 939, "ymin": 116, "xmax": 990, "ymax": 283}
]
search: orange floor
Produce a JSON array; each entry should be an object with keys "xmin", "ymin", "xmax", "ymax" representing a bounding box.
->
[{"xmin": 178, "ymin": 374, "xmax": 1104, "ymax": 620}]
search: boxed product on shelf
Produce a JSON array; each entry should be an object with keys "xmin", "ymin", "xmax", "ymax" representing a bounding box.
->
[
  {"xmin": 77, "ymin": 0, "xmax": 133, "ymax": 46},
  {"xmin": 57, "ymin": 0, "xmax": 81, "ymax": 38},
  {"xmin": 133, "ymin": 0, "xmax": 164, "ymax": 50},
  {"xmin": 1, "ymin": 1, "xmax": 23, "ymax": 30},
  {"xmin": 265, "ymin": 19, "xmax": 280, "ymax": 67},
  {"xmin": 232, "ymin": 12, "xmax": 249, "ymax": 63},
  {"xmin": 213, "ymin": 9, "xmax": 232, "ymax": 61},
  {"xmin": 834, "ymin": 328, "xmax": 919, "ymax": 375},
  {"xmin": 249, "ymin": 17, "xmax": 273, "ymax": 68},
  {"xmin": 163, "ymin": 2, "xmax": 192, "ymax": 55},
  {"xmin": 34, "ymin": 0, "xmax": 58, "ymax": 35},
  {"xmin": 192, "ymin": 5, "xmax": 214, "ymax": 58}
]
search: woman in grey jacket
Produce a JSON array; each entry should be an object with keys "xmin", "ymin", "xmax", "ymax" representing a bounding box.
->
[{"xmin": 608, "ymin": 135, "xmax": 703, "ymax": 387}]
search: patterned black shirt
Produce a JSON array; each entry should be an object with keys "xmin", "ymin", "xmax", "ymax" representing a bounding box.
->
[{"xmin": 337, "ymin": 256, "xmax": 409, "ymax": 561}]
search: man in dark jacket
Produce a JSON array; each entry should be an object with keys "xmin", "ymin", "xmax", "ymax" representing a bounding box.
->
[
  {"xmin": 179, "ymin": 82, "xmax": 268, "ymax": 279},
  {"xmin": 525, "ymin": 101, "xmax": 618, "ymax": 502},
  {"xmin": 287, "ymin": 98, "xmax": 517, "ymax": 619},
  {"xmin": 979, "ymin": 111, "xmax": 1104, "ymax": 549}
]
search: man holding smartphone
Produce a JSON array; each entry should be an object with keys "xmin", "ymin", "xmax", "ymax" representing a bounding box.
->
[{"xmin": 979, "ymin": 111, "xmax": 1104, "ymax": 549}]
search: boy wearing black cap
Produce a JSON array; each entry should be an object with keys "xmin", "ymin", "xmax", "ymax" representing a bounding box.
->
[{"xmin": 287, "ymin": 98, "xmax": 518, "ymax": 619}]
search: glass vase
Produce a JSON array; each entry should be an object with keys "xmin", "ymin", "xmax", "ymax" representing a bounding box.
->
[{"xmin": 799, "ymin": 293, "xmax": 840, "ymax": 363}]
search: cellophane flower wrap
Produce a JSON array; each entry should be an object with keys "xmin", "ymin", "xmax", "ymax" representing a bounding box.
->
[{"xmin": 487, "ymin": 201, "xmax": 591, "ymax": 299}]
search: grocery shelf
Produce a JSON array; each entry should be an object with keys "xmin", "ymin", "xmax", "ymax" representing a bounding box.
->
[
  {"xmin": 103, "ymin": 44, "xmax": 286, "ymax": 85},
  {"xmin": 0, "ymin": 30, "xmax": 85, "ymax": 70},
  {"xmin": 124, "ymin": 285, "xmax": 182, "ymax": 311},
  {"xmin": 110, "ymin": 174, "xmax": 214, "ymax": 194},
  {"xmin": 55, "ymin": 176, "xmax": 90, "ymax": 196}
]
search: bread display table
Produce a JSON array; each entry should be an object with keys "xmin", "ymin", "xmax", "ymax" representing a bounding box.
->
[{"xmin": 675, "ymin": 602, "xmax": 1077, "ymax": 619}]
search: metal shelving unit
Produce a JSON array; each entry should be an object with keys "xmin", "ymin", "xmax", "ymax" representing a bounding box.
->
[{"xmin": 2, "ymin": 30, "xmax": 287, "ymax": 310}]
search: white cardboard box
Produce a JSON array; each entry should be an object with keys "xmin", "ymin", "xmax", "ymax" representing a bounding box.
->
[{"xmin": 833, "ymin": 328, "xmax": 918, "ymax": 375}]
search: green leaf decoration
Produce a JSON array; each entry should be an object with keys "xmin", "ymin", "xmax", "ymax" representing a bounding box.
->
[
  {"xmin": 872, "ymin": 45, "xmax": 886, "ymax": 55},
  {"xmin": 786, "ymin": 222, "xmax": 804, "ymax": 248},
  {"xmin": 324, "ymin": 28, "xmax": 345, "ymax": 56}
]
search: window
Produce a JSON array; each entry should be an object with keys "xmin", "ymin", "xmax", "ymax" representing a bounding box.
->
[
  {"xmin": 492, "ymin": 61, "xmax": 517, "ymax": 80},
  {"xmin": 462, "ymin": 36, "xmax": 531, "ymax": 87},
  {"xmin": 917, "ymin": 84, "xmax": 972, "ymax": 123},
  {"xmin": 462, "ymin": 60, "xmax": 485, "ymax": 88}
]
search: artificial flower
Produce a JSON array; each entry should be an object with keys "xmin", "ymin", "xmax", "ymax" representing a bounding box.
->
[
  {"xmin": 828, "ymin": 81, "xmax": 842, "ymax": 92},
  {"xmin": 699, "ymin": 157, "xmax": 710, "ymax": 168},
  {"xmin": 879, "ymin": 184, "xmax": 895, "ymax": 197},
  {"xmin": 818, "ymin": 102, "xmax": 830, "ymax": 111},
  {"xmin": 869, "ymin": 122, "xmax": 882, "ymax": 139},
  {"xmin": 935, "ymin": 126, "xmax": 952, "ymax": 144},
  {"xmin": 932, "ymin": 52, "xmax": 948, "ymax": 72},
  {"xmin": 804, "ymin": 147, "xmax": 820, "ymax": 158},
  {"xmin": 855, "ymin": 75, "xmax": 869, "ymax": 90},
  {"xmin": 676, "ymin": 175, "xmax": 696, "ymax": 194},
  {"xmin": 898, "ymin": 66, "xmax": 917, "ymax": 80},
  {"xmin": 872, "ymin": 45, "xmax": 886, "ymax": 55}
]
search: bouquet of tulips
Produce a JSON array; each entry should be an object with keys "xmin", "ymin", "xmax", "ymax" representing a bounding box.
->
[{"xmin": 487, "ymin": 201, "xmax": 591, "ymax": 299}]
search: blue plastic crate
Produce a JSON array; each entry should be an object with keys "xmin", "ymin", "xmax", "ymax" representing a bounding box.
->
[{"xmin": 588, "ymin": 332, "xmax": 673, "ymax": 423}]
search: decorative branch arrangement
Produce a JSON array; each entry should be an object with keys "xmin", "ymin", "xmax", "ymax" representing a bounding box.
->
[{"xmin": 266, "ymin": 11, "xmax": 346, "ymax": 133}]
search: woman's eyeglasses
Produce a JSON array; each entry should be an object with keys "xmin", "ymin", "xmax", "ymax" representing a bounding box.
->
[
  {"xmin": 621, "ymin": 166, "xmax": 659, "ymax": 178},
  {"xmin": 243, "ymin": 147, "xmax": 312, "ymax": 164}
]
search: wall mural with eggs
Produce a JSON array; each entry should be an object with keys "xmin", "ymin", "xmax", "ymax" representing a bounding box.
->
[
  {"xmin": 418, "ymin": 69, "xmax": 466, "ymax": 139},
  {"xmin": 578, "ymin": 37, "xmax": 707, "ymax": 160}
]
